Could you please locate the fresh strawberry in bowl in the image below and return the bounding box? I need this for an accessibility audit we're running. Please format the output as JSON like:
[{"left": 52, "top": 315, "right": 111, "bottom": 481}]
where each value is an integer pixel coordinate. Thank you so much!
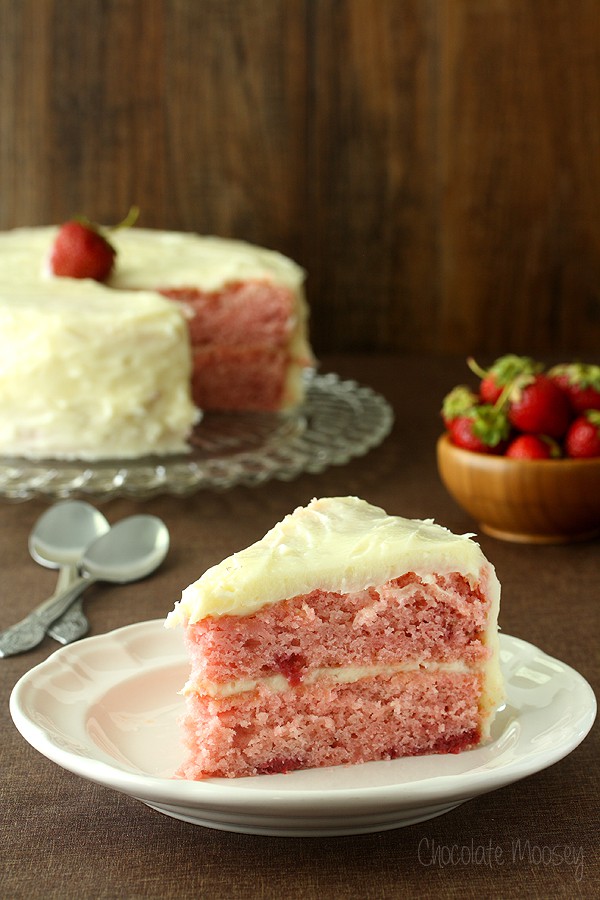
[
  {"left": 549, "top": 363, "right": 600, "bottom": 414},
  {"left": 467, "top": 354, "right": 541, "bottom": 404},
  {"left": 505, "top": 434, "right": 559, "bottom": 460},
  {"left": 441, "top": 385, "right": 478, "bottom": 428},
  {"left": 445, "top": 404, "right": 510, "bottom": 455},
  {"left": 437, "top": 354, "right": 600, "bottom": 543},
  {"left": 506, "top": 373, "right": 572, "bottom": 439},
  {"left": 565, "top": 411, "right": 600, "bottom": 459}
]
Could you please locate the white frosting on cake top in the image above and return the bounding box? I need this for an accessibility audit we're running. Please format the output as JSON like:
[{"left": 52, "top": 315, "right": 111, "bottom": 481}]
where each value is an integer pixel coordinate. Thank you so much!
[
  {"left": 166, "top": 496, "right": 499, "bottom": 624},
  {"left": 110, "top": 229, "right": 305, "bottom": 292},
  {"left": 0, "top": 226, "right": 305, "bottom": 294}
]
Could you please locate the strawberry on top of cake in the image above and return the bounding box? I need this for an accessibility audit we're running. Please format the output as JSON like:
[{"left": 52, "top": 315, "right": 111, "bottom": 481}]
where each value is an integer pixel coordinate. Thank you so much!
[{"left": 167, "top": 496, "right": 504, "bottom": 779}]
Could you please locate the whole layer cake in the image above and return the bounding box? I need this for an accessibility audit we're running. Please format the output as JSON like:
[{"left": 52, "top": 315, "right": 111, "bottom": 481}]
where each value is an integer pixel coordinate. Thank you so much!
[
  {"left": 166, "top": 496, "right": 504, "bottom": 779},
  {"left": 0, "top": 226, "right": 312, "bottom": 459}
]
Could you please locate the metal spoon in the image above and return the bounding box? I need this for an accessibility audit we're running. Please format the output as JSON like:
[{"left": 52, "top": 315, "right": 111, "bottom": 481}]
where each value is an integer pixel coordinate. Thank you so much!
[
  {"left": 0, "top": 515, "right": 169, "bottom": 658},
  {"left": 28, "top": 501, "right": 111, "bottom": 644}
]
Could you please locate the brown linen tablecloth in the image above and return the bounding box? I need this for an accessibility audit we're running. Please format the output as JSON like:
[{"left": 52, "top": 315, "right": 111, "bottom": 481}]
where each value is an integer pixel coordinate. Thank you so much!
[{"left": 1, "top": 354, "right": 597, "bottom": 900}]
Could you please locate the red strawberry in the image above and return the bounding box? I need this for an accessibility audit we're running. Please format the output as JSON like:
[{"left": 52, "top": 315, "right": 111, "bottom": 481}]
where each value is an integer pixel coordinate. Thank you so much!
[
  {"left": 441, "top": 385, "right": 478, "bottom": 427},
  {"left": 549, "top": 363, "right": 600, "bottom": 414},
  {"left": 565, "top": 411, "right": 600, "bottom": 459},
  {"left": 507, "top": 374, "right": 572, "bottom": 438},
  {"left": 505, "top": 434, "right": 559, "bottom": 460},
  {"left": 468, "top": 355, "right": 542, "bottom": 404},
  {"left": 49, "top": 219, "right": 116, "bottom": 281},
  {"left": 448, "top": 404, "right": 510, "bottom": 453},
  {"left": 48, "top": 208, "right": 138, "bottom": 282}
]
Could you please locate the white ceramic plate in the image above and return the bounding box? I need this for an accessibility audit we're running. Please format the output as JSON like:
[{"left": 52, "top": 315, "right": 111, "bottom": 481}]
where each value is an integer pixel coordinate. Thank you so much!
[{"left": 10, "top": 622, "right": 596, "bottom": 837}]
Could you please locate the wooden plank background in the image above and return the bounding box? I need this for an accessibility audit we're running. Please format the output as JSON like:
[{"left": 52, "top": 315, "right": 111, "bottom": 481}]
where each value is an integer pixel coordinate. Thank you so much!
[{"left": 1, "top": 0, "right": 599, "bottom": 358}]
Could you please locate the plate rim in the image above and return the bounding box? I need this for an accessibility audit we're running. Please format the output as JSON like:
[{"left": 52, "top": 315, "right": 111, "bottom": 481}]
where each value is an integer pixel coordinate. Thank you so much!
[{"left": 9, "top": 621, "right": 597, "bottom": 818}]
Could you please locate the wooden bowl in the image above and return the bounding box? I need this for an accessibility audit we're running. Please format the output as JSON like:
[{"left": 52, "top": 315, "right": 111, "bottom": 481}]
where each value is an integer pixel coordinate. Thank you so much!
[{"left": 436, "top": 434, "right": 600, "bottom": 544}]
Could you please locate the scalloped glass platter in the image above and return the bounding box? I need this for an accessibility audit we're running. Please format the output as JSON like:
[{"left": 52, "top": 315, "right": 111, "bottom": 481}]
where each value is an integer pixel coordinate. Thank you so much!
[
  {"left": 0, "top": 373, "right": 393, "bottom": 500},
  {"left": 10, "top": 625, "right": 596, "bottom": 836}
]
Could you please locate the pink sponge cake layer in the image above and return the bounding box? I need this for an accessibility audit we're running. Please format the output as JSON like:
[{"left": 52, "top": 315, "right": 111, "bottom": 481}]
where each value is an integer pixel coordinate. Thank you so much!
[
  {"left": 178, "top": 671, "right": 483, "bottom": 779},
  {"left": 190, "top": 344, "right": 291, "bottom": 412},
  {"left": 183, "top": 573, "right": 494, "bottom": 685},
  {"left": 159, "top": 280, "right": 311, "bottom": 411},
  {"left": 166, "top": 497, "right": 504, "bottom": 780},
  {"left": 159, "top": 281, "right": 294, "bottom": 345}
]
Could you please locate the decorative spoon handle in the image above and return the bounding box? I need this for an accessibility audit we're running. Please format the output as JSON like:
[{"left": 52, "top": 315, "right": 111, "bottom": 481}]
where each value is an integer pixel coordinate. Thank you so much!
[
  {"left": 0, "top": 577, "right": 91, "bottom": 658},
  {"left": 47, "top": 565, "right": 90, "bottom": 645},
  {"left": 47, "top": 601, "right": 89, "bottom": 645}
]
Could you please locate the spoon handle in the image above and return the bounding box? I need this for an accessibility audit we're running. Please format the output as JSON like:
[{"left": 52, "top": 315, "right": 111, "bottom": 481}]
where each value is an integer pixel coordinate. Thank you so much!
[
  {"left": 47, "top": 565, "right": 90, "bottom": 645},
  {"left": 47, "top": 600, "right": 89, "bottom": 645},
  {"left": 0, "top": 577, "right": 92, "bottom": 658},
  {"left": 55, "top": 564, "right": 78, "bottom": 594}
]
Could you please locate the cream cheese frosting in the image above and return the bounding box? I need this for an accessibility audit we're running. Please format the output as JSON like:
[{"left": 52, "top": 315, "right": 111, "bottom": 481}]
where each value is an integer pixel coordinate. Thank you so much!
[
  {"left": 166, "top": 496, "right": 500, "bottom": 624},
  {"left": 0, "top": 279, "right": 198, "bottom": 460},
  {"left": 182, "top": 659, "right": 477, "bottom": 698},
  {"left": 0, "top": 226, "right": 306, "bottom": 292},
  {"left": 108, "top": 228, "right": 306, "bottom": 293}
]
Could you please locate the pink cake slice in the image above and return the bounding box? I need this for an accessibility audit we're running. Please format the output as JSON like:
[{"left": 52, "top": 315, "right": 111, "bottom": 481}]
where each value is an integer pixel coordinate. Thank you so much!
[{"left": 166, "top": 497, "right": 504, "bottom": 779}]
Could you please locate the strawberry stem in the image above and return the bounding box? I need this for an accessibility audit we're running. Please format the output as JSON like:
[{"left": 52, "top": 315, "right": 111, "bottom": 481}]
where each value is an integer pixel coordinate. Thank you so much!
[
  {"left": 111, "top": 206, "right": 140, "bottom": 231},
  {"left": 494, "top": 378, "right": 515, "bottom": 411},
  {"left": 70, "top": 207, "right": 139, "bottom": 236},
  {"left": 467, "top": 357, "right": 488, "bottom": 380}
]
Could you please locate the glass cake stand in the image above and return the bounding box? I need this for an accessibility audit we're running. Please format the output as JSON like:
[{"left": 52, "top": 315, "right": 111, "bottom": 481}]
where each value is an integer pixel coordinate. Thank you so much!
[{"left": 0, "top": 373, "right": 394, "bottom": 500}]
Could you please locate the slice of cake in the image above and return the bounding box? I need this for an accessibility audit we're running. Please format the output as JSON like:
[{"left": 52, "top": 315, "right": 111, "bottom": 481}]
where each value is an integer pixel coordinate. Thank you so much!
[{"left": 166, "top": 496, "right": 503, "bottom": 779}]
